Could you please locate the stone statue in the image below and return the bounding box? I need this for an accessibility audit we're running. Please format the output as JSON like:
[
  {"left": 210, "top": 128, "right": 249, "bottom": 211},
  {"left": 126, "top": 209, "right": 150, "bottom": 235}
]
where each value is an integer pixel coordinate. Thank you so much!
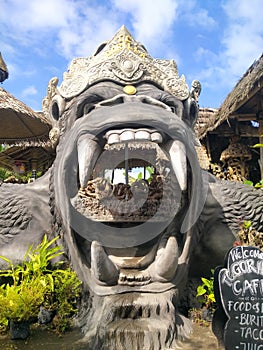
[
  {"left": 0, "top": 26, "right": 262, "bottom": 349},
  {"left": 0, "top": 52, "right": 9, "bottom": 83}
]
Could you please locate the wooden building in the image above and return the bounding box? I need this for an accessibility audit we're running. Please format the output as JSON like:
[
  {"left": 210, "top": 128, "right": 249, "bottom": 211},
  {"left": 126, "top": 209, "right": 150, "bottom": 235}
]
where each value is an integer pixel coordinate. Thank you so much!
[
  {"left": 195, "top": 53, "right": 263, "bottom": 183},
  {"left": 0, "top": 88, "right": 52, "bottom": 179}
]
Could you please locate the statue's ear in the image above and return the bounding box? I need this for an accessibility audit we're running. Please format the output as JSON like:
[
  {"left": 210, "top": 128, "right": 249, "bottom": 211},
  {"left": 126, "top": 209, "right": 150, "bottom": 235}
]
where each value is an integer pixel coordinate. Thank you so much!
[
  {"left": 183, "top": 97, "right": 199, "bottom": 128},
  {"left": 183, "top": 79, "right": 201, "bottom": 128}
]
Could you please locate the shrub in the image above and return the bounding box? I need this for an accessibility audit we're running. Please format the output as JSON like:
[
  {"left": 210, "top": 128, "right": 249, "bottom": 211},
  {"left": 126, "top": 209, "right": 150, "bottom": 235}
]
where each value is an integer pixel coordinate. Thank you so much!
[
  {"left": 0, "top": 235, "right": 82, "bottom": 334},
  {"left": 196, "top": 269, "right": 216, "bottom": 310}
]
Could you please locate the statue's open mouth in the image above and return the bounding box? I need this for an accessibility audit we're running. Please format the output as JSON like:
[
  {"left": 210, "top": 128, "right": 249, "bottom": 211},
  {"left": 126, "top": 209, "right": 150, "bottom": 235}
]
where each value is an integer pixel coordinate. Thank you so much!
[{"left": 55, "top": 99, "right": 200, "bottom": 296}]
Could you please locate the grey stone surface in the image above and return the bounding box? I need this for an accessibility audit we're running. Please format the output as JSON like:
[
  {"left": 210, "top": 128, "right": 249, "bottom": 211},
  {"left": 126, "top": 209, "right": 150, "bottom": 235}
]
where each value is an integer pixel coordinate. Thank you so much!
[{"left": 1, "top": 27, "right": 262, "bottom": 349}]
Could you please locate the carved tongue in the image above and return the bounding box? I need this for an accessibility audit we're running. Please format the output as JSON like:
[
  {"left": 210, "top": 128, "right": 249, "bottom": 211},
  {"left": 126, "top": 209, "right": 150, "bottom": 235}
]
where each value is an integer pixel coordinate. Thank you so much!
[
  {"left": 91, "top": 241, "right": 119, "bottom": 285},
  {"left": 167, "top": 140, "right": 187, "bottom": 191},
  {"left": 77, "top": 135, "right": 101, "bottom": 188},
  {"left": 148, "top": 236, "right": 179, "bottom": 282}
]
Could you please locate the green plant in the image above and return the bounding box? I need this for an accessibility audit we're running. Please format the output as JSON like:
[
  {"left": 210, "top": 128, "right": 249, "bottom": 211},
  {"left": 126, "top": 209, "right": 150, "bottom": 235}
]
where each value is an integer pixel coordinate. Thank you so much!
[
  {"left": 0, "top": 167, "right": 13, "bottom": 180},
  {"left": 243, "top": 180, "right": 254, "bottom": 186},
  {"left": 0, "top": 311, "right": 8, "bottom": 334},
  {"left": 127, "top": 166, "right": 155, "bottom": 184},
  {"left": 254, "top": 179, "right": 263, "bottom": 188},
  {"left": 0, "top": 163, "right": 42, "bottom": 182},
  {"left": 196, "top": 269, "right": 216, "bottom": 310},
  {"left": 244, "top": 179, "right": 263, "bottom": 189},
  {"left": 251, "top": 143, "right": 263, "bottom": 148},
  {"left": 23, "top": 234, "right": 64, "bottom": 276},
  {"left": 237, "top": 220, "right": 263, "bottom": 250},
  {"left": 242, "top": 220, "right": 252, "bottom": 229},
  {"left": 0, "top": 235, "right": 82, "bottom": 333},
  {"left": 0, "top": 235, "right": 63, "bottom": 290},
  {"left": 0, "top": 236, "right": 61, "bottom": 325},
  {"left": 0, "top": 277, "right": 46, "bottom": 322},
  {"left": 50, "top": 267, "right": 81, "bottom": 332},
  {"left": 0, "top": 144, "right": 9, "bottom": 152}
]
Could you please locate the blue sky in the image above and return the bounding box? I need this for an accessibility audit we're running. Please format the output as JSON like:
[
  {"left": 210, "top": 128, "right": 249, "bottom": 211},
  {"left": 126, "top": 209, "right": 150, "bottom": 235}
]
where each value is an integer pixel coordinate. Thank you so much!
[{"left": 0, "top": 0, "right": 262, "bottom": 111}]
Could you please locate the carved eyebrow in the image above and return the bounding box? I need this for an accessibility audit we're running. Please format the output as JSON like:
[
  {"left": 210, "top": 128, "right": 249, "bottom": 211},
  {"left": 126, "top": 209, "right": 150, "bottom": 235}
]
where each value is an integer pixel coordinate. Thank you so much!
[
  {"left": 138, "top": 88, "right": 184, "bottom": 118},
  {"left": 136, "top": 85, "right": 183, "bottom": 105},
  {"left": 75, "top": 83, "right": 124, "bottom": 118}
]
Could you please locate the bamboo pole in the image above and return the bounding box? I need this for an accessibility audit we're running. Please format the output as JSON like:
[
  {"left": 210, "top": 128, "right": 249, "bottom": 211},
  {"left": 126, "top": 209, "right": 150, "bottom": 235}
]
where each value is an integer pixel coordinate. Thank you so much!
[{"left": 125, "top": 143, "right": 129, "bottom": 185}]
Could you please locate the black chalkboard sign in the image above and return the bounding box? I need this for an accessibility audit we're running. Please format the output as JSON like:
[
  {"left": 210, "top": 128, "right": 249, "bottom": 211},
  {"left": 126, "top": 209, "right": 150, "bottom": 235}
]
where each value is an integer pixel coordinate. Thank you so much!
[{"left": 216, "top": 246, "right": 263, "bottom": 350}]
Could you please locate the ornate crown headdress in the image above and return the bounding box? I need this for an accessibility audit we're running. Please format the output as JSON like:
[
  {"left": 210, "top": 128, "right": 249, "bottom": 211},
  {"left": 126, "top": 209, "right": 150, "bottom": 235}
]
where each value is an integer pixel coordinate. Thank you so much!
[
  {"left": 56, "top": 26, "right": 190, "bottom": 101},
  {"left": 42, "top": 25, "right": 195, "bottom": 125}
]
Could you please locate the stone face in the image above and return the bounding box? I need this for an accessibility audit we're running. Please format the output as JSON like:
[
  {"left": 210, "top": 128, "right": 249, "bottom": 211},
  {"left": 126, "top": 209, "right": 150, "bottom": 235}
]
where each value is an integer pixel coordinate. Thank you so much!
[{"left": 1, "top": 27, "right": 263, "bottom": 349}]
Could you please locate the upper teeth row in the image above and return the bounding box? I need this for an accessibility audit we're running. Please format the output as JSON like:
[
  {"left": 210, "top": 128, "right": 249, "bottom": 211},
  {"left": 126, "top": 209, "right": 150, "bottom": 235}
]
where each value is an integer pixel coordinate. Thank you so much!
[
  {"left": 77, "top": 131, "right": 186, "bottom": 191},
  {"left": 105, "top": 128, "right": 163, "bottom": 145}
]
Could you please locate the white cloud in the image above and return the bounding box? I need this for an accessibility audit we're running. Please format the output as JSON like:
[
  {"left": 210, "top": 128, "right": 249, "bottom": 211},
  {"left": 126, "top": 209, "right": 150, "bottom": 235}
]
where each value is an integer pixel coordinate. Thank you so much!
[
  {"left": 190, "top": 8, "right": 216, "bottom": 27},
  {"left": 176, "top": 0, "right": 216, "bottom": 28},
  {"left": 57, "top": 29, "right": 82, "bottom": 58},
  {"left": 21, "top": 85, "right": 38, "bottom": 98},
  {"left": 112, "top": 0, "right": 179, "bottom": 52},
  {"left": 0, "top": 0, "right": 118, "bottom": 58},
  {"left": 195, "top": 47, "right": 217, "bottom": 63},
  {"left": 56, "top": 7, "right": 120, "bottom": 58},
  {"left": 191, "top": 0, "right": 263, "bottom": 106},
  {"left": 222, "top": 0, "right": 263, "bottom": 77},
  {"left": 0, "top": 0, "right": 78, "bottom": 32}
]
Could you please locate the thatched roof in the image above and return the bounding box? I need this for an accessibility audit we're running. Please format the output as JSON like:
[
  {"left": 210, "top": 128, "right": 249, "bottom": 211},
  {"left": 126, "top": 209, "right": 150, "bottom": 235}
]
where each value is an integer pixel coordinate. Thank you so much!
[
  {"left": 196, "top": 53, "right": 263, "bottom": 139},
  {"left": 195, "top": 107, "right": 218, "bottom": 139},
  {"left": 0, "top": 145, "right": 55, "bottom": 172},
  {"left": 0, "top": 88, "right": 51, "bottom": 146},
  {"left": 217, "top": 53, "right": 263, "bottom": 120}
]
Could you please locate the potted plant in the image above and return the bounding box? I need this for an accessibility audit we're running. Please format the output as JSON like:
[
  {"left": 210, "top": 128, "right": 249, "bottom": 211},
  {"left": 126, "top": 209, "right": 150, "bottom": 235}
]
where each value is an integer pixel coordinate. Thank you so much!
[
  {"left": 0, "top": 234, "right": 82, "bottom": 338},
  {"left": 0, "top": 276, "right": 46, "bottom": 339},
  {"left": 0, "top": 235, "right": 63, "bottom": 339}
]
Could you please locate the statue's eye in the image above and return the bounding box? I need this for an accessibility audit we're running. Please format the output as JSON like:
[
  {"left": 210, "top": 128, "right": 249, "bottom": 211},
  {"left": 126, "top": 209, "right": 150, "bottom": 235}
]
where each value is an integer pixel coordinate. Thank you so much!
[
  {"left": 83, "top": 103, "right": 96, "bottom": 114},
  {"left": 77, "top": 94, "right": 105, "bottom": 118},
  {"left": 170, "top": 106, "right": 176, "bottom": 114},
  {"left": 160, "top": 97, "right": 183, "bottom": 119}
]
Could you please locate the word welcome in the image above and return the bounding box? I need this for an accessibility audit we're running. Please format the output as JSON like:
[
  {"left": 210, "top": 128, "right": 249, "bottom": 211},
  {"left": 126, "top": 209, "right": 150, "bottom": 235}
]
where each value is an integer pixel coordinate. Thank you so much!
[{"left": 217, "top": 246, "right": 263, "bottom": 350}]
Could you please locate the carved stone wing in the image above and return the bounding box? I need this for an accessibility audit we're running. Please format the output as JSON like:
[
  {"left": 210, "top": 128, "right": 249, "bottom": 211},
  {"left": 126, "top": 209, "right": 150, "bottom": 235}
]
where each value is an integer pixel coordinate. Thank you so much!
[
  {"left": 210, "top": 180, "right": 263, "bottom": 234},
  {"left": 0, "top": 184, "right": 32, "bottom": 245}
]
